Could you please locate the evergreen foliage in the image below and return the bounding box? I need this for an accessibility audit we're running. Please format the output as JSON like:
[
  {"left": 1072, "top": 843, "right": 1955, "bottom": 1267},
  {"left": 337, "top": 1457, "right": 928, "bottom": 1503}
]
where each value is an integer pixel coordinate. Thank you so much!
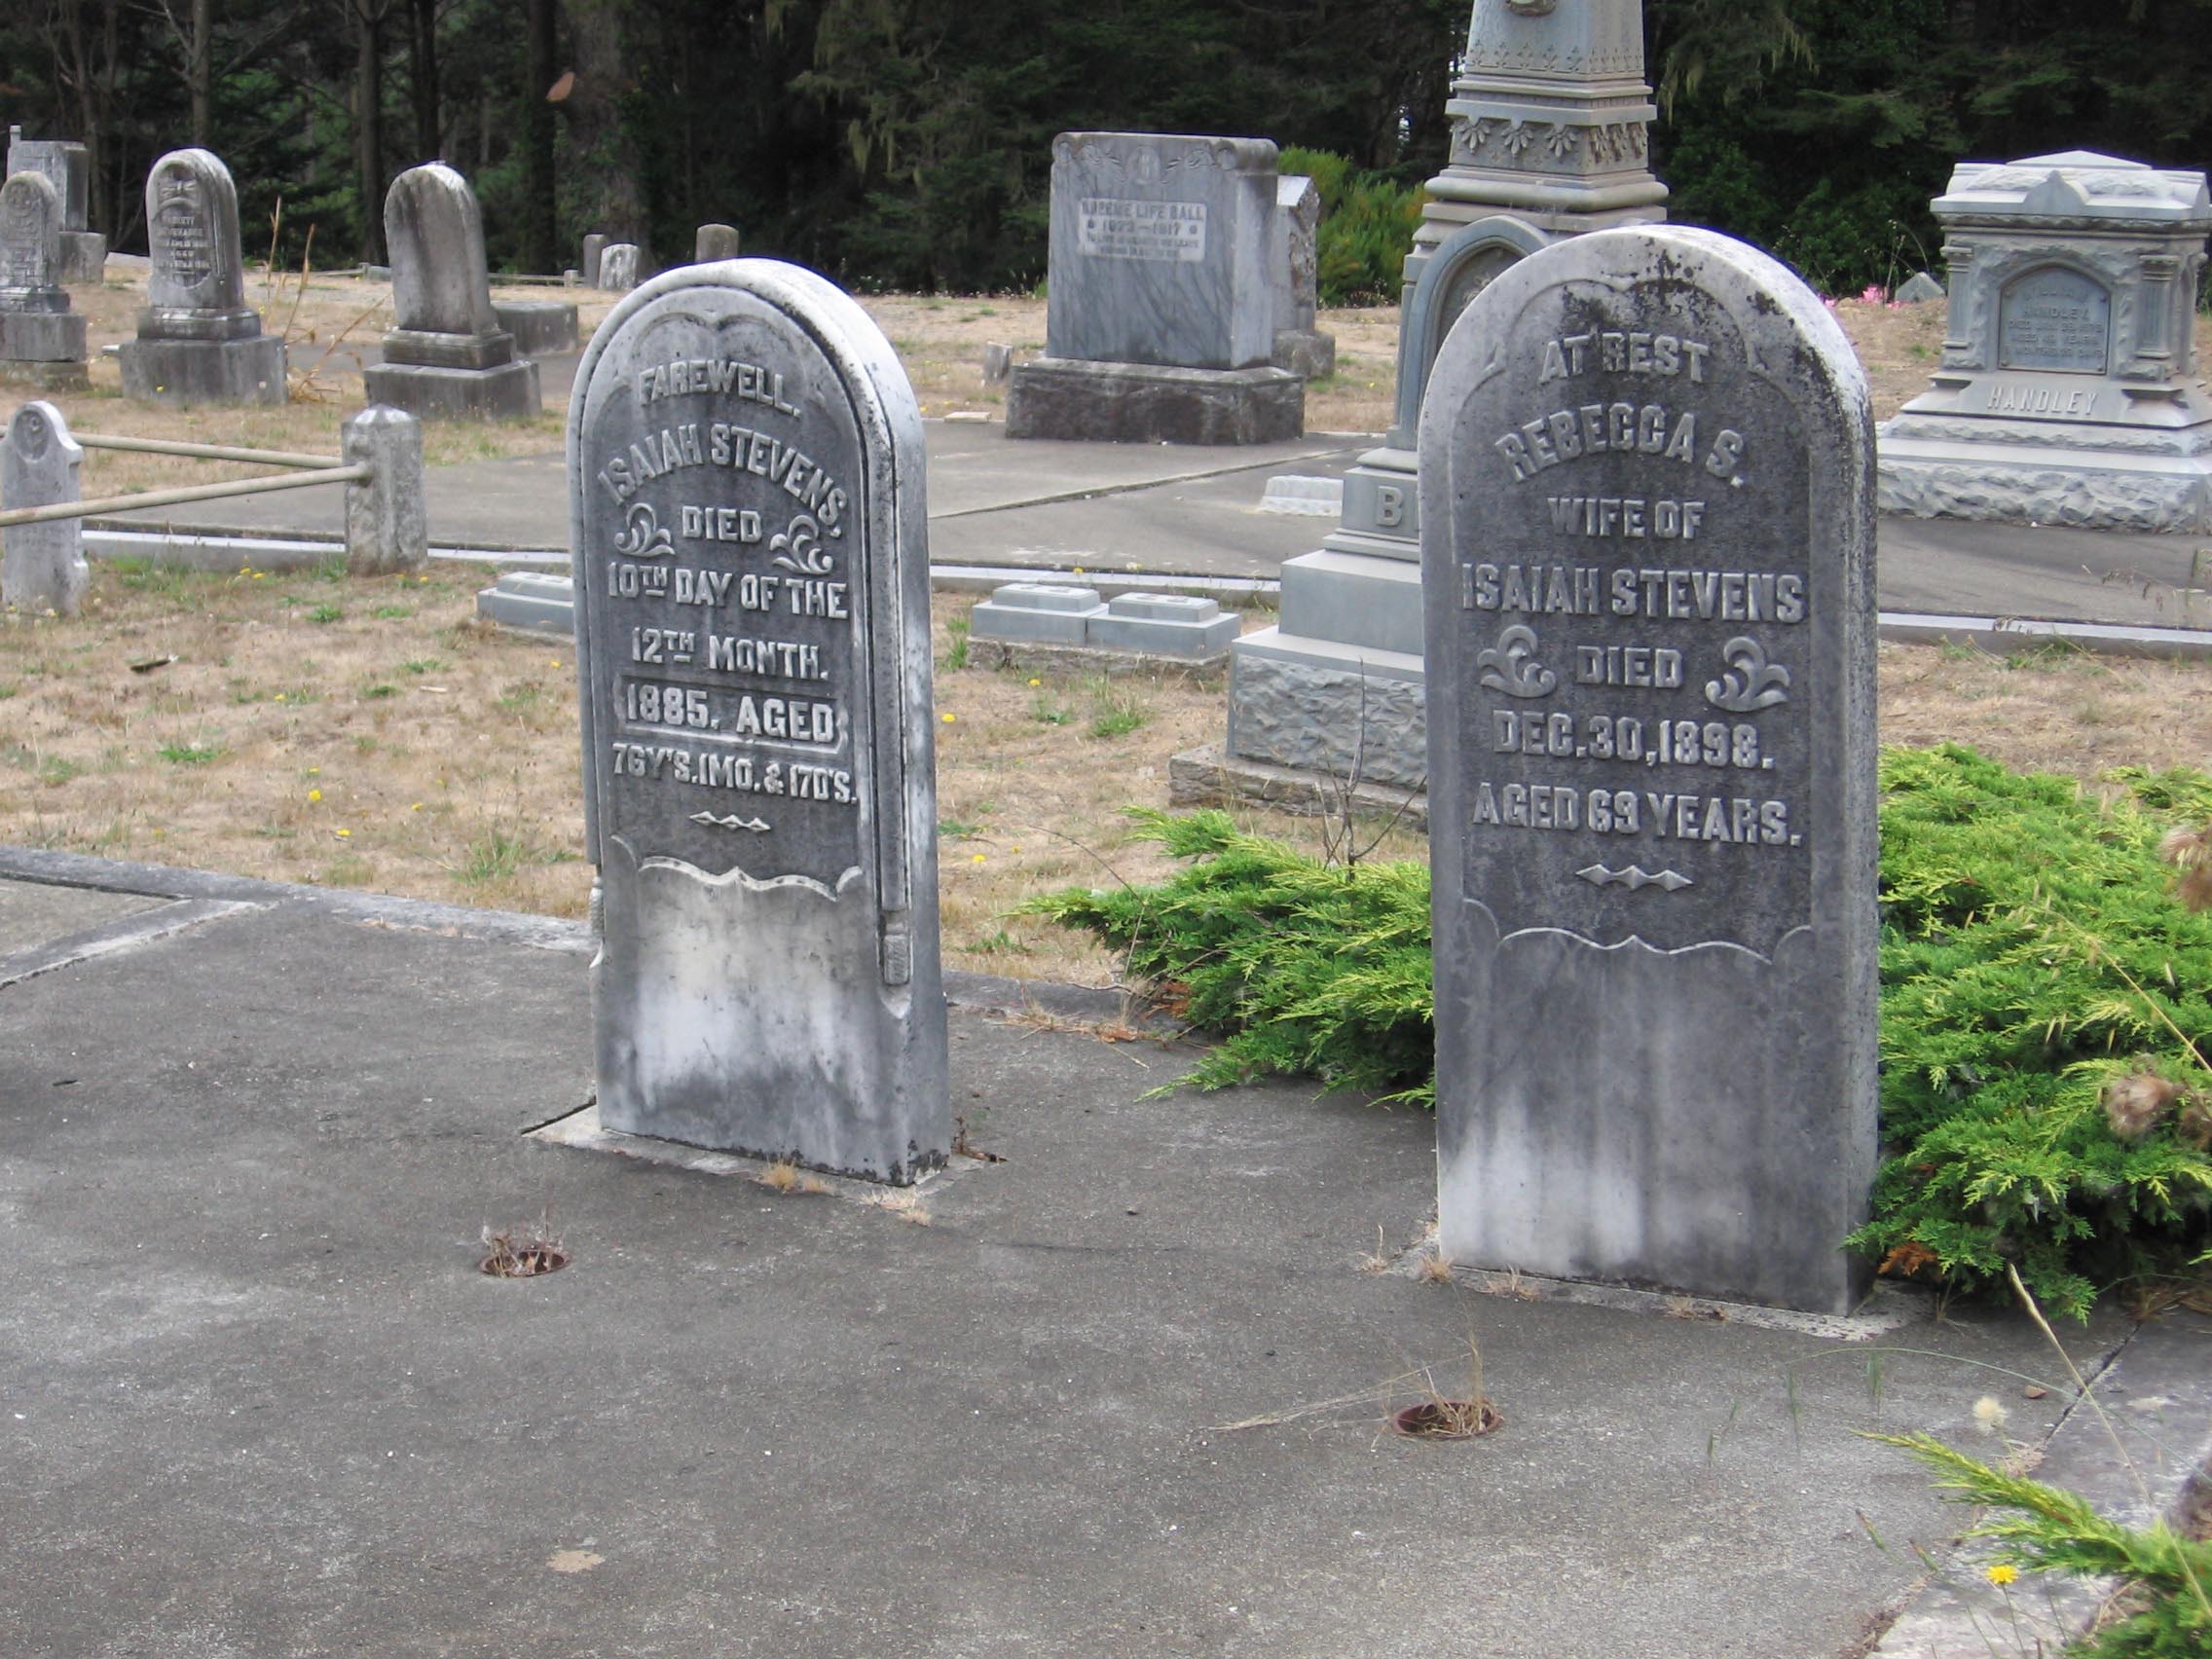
[
  {"left": 1029, "top": 750, "right": 2212, "bottom": 1316},
  {"left": 1871, "top": 1431, "right": 2212, "bottom": 1656},
  {"left": 1278, "top": 147, "right": 1428, "bottom": 307}
]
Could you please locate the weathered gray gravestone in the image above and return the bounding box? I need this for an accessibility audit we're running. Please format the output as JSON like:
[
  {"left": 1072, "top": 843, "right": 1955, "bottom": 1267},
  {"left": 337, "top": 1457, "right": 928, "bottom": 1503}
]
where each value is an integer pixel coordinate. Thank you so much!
[
  {"left": 342, "top": 405, "right": 429, "bottom": 574},
  {"left": 694, "top": 223, "right": 741, "bottom": 263},
  {"left": 493, "top": 298, "right": 579, "bottom": 354},
  {"left": 1270, "top": 175, "right": 1335, "bottom": 379},
  {"left": 364, "top": 163, "right": 541, "bottom": 420},
  {"left": 598, "top": 242, "right": 641, "bottom": 291},
  {"left": 1006, "top": 131, "right": 1304, "bottom": 444},
  {"left": 1420, "top": 225, "right": 1878, "bottom": 1313},
  {"left": 117, "top": 148, "right": 286, "bottom": 406},
  {"left": 2, "top": 400, "right": 90, "bottom": 615},
  {"left": 1880, "top": 151, "right": 2212, "bottom": 531},
  {"left": 582, "top": 232, "right": 608, "bottom": 289},
  {"left": 5, "top": 128, "right": 105, "bottom": 282},
  {"left": 571, "top": 258, "right": 947, "bottom": 1179},
  {"left": 1, "top": 171, "right": 90, "bottom": 390}
]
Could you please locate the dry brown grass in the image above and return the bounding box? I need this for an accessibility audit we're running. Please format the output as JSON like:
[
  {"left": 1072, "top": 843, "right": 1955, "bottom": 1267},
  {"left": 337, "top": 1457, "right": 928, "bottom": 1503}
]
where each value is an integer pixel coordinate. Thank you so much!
[{"left": 2, "top": 561, "right": 2207, "bottom": 985}]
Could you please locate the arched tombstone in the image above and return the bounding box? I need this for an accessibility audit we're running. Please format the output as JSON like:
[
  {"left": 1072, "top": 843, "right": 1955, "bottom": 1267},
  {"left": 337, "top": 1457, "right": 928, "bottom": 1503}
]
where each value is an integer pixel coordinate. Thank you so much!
[
  {"left": 2, "top": 400, "right": 90, "bottom": 616},
  {"left": 0, "top": 171, "right": 89, "bottom": 389},
  {"left": 364, "top": 163, "right": 541, "bottom": 419},
  {"left": 119, "top": 148, "right": 285, "bottom": 405},
  {"left": 1420, "top": 225, "right": 1878, "bottom": 1314},
  {"left": 570, "top": 258, "right": 947, "bottom": 1180}
]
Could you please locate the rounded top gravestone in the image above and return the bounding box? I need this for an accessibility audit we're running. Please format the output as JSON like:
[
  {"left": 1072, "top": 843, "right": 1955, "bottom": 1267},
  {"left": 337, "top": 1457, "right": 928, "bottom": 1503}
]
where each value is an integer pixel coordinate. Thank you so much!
[
  {"left": 385, "top": 163, "right": 499, "bottom": 340},
  {"left": 0, "top": 170, "right": 65, "bottom": 309},
  {"left": 2, "top": 399, "right": 90, "bottom": 616},
  {"left": 567, "top": 256, "right": 946, "bottom": 1181},
  {"left": 144, "top": 149, "right": 248, "bottom": 317},
  {"left": 1419, "top": 224, "right": 1878, "bottom": 1314}
]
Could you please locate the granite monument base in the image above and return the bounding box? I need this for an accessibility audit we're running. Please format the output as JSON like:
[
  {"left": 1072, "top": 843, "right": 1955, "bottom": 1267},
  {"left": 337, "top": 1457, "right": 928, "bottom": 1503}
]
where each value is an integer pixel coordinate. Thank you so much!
[
  {"left": 1879, "top": 413, "right": 2212, "bottom": 534},
  {"left": 1168, "top": 740, "right": 1430, "bottom": 827},
  {"left": 492, "top": 299, "right": 579, "bottom": 355},
  {"left": 0, "top": 311, "right": 87, "bottom": 363},
  {"left": 1225, "top": 628, "right": 1427, "bottom": 790},
  {"left": 58, "top": 232, "right": 106, "bottom": 284},
  {"left": 0, "top": 358, "right": 90, "bottom": 390},
  {"left": 119, "top": 333, "right": 286, "bottom": 405},
  {"left": 364, "top": 356, "right": 541, "bottom": 421},
  {"left": 1005, "top": 356, "right": 1303, "bottom": 445},
  {"left": 1272, "top": 329, "right": 1336, "bottom": 381}
]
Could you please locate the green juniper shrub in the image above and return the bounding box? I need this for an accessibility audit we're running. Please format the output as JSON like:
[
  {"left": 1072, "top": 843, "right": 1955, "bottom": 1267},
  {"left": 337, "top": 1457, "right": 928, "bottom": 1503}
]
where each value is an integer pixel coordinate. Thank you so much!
[{"left": 1030, "top": 749, "right": 2212, "bottom": 1317}]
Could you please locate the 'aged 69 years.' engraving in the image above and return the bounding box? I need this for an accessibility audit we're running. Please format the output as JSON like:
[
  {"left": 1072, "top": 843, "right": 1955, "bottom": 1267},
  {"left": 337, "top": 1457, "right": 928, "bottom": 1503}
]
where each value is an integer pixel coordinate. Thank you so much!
[
  {"left": 1421, "top": 226, "right": 1879, "bottom": 1315},
  {"left": 571, "top": 258, "right": 947, "bottom": 1183}
]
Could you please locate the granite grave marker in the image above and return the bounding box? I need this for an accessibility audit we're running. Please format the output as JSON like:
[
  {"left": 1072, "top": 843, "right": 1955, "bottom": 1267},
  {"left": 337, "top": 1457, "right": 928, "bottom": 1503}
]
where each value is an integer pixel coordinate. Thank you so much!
[
  {"left": 0, "top": 171, "right": 89, "bottom": 389},
  {"left": 118, "top": 148, "right": 285, "bottom": 406},
  {"left": 2, "top": 400, "right": 90, "bottom": 615},
  {"left": 1879, "top": 151, "right": 2212, "bottom": 531},
  {"left": 1420, "top": 225, "right": 1877, "bottom": 1314},
  {"left": 598, "top": 242, "right": 642, "bottom": 292},
  {"left": 582, "top": 232, "right": 608, "bottom": 288},
  {"left": 5, "top": 128, "right": 104, "bottom": 282},
  {"left": 571, "top": 258, "right": 947, "bottom": 1180},
  {"left": 364, "top": 163, "right": 541, "bottom": 420},
  {"left": 694, "top": 223, "right": 741, "bottom": 263},
  {"left": 1006, "top": 131, "right": 1304, "bottom": 444}
]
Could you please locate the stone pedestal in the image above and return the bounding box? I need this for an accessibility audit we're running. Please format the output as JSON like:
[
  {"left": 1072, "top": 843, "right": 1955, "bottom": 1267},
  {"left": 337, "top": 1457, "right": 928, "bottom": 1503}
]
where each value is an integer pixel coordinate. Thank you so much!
[
  {"left": 1880, "top": 151, "right": 2212, "bottom": 533},
  {"left": 121, "top": 334, "right": 285, "bottom": 404},
  {"left": 1005, "top": 357, "right": 1302, "bottom": 445},
  {"left": 366, "top": 355, "right": 540, "bottom": 420}
]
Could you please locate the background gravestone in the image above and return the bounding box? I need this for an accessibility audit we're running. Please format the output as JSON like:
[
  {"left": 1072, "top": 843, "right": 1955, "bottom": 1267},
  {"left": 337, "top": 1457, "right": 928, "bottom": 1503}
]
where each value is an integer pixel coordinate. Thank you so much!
[
  {"left": 117, "top": 148, "right": 285, "bottom": 406},
  {"left": 0, "top": 170, "right": 89, "bottom": 390},
  {"left": 581, "top": 232, "right": 608, "bottom": 288},
  {"left": 1420, "top": 225, "right": 1878, "bottom": 1314},
  {"left": 5, "top": 128, "right": 104, "bottom": 282},
  {"left": 1879, "top": 151, "right": 2212, "bottom": 532},
  {"left": 570, "top": 258, "right": 947, "bottom": 1180},
  {"left": 694, "top": 223, "right": 741, "bottom": 263},
  {"left": 1, "top": 400, "right": 90, "bottom": 615},
  {"left": 1270, "top": 175, "right": 1334, "bottom": 379},
  {"left": 364, "top": 163, "right": 541, "bottom": 421},
  {"left": 1005, "top": 131, "right": 1304, "bottom": 444},
  {"left": 598, "top": 242, "right": 642, "bottom": 291}
]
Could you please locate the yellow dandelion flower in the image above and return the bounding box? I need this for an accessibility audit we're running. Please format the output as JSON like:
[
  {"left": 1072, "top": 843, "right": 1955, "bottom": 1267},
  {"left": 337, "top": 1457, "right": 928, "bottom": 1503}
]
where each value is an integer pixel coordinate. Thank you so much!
[
  {"left": 941, "top": 713, "right": 956, "bottom": 723},
  {"left": 970, "top": 853, "right": 985, "bottom": 865},
  {"left": 1027, "top": 678, "right": 1041, "bottom": 687},
  {"left": 1986, "top": 1564, "right": 2017, "bottom": 1587},
  {"left": 410, "top": 802, "right": 423, "bottom": 811},
  {"left": 251, "top": 571, "right": 267, "bottom": 580},
  {"left": 307, "top": 767, "right": 319, "bottom": 775},
  {"left": 274, "top": 693, "right": 286, "bottom": 702},
  {"left": 307, "top": 789, "right": 322, "bottom": 802},
  {"left": 335, "top": 828, "right": 351, "bottom": 839}
]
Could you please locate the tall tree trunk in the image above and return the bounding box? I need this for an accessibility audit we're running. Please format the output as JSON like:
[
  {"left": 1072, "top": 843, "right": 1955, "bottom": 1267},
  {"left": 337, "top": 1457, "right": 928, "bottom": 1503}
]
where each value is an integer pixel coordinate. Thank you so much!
[
  {"left": 522, "top": 0, "right": 557, "bottom": 272},
  {"left": 558, "top": 0, "right": 649, "bottom": 252},
  {"left": 409, "top": 0, "right": 440, "bottom": 160},
  {"left": 353, "top": 0, "right": 387, "bottom": 263},
  {"left": 189, "top": 0, "right": 212, "bottom": 144}
]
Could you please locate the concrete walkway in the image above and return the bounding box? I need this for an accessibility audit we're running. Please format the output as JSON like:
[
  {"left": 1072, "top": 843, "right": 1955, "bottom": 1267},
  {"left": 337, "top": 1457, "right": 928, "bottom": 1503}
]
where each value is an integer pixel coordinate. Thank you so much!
[
  {"left": 87, "top": 418, "right": 2212, "bottom": 629},
  {"left": 6, "top": 849, "right": 2209, "bottom": 1659}
]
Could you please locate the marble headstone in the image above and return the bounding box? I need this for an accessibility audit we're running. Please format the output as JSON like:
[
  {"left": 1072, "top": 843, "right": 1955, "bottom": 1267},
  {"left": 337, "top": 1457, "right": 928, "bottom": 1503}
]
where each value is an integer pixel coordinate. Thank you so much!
[
  {"left": 582, "top": 232, "right": 608, "bottom": 289},
  {"left": 694, "top": 223, "right": 741, "bottom": 263},
  {"left": 364, "top": 163, "right": 541, "bottom": 420},
  {"left": 1, "top": 400, "right": 90, "bottom": 615},
  {"left": 1880, "top": 151, "right": 2212, "bottom": 532},
  {"left": 5, "top": 129, "right": 104, "bottom": 282},
  {"left": 1420, "top": 225, "right": 1877, "bottom": 1314},
  {"left": 1006, "top": 131, "right": 1303, "bottom": 444},
  {"left": 570, "top": 258, "right": 947, "bottom": 1180},
  {"left": 598, "top": 242, "right": 641, "bottom": 291},
  {"left": 0, "top": 171, "right": 89, "bottom": 389},
  {"left": 1270, "top": 175, "right": 1334, "bottom": 379},
  {"left": 118, "top": 148, "right": 285, "bottom": 405}
]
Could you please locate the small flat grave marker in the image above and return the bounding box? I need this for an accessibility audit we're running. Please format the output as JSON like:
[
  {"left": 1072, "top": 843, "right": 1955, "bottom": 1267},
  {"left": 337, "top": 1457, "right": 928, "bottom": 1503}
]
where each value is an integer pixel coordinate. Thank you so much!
[
  {"left": 571, "top": 258, "right": 947, "bottom": 1181},
  {"left": 1420, "top": 225, "right": 1878, "bottom": 1314}
]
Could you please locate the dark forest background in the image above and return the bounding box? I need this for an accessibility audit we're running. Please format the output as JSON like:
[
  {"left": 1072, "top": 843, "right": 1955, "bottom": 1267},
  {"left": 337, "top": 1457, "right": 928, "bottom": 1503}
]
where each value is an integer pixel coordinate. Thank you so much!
[{"left": 4, "top": 0, "right": 2209, "bottom": 297}]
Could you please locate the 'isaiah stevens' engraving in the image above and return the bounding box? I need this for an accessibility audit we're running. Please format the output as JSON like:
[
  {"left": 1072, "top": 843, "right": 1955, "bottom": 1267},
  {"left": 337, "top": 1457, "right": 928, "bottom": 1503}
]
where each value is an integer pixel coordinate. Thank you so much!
[
  {"left": 1421, "top": 225, "right": 1878, "bottom": 1315},
  {"left": 571, "top": 260, "right": 946, "bottom": 1183}
]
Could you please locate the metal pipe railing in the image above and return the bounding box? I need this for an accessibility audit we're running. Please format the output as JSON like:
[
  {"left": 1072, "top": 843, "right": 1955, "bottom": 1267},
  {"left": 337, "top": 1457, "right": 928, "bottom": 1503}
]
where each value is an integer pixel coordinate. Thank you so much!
[
  {"left": 73, "top": 434, "right": 343, "bottom": 469},
  {"left": 0, "top": 464, "right": 370, "bottom": 531}
]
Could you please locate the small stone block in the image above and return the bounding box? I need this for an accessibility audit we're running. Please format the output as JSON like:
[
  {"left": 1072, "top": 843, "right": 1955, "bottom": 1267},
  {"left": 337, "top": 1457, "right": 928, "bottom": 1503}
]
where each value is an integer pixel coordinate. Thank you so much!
[
  {"left": 363, "top": 356, "right": 542, "bottom": 421},
  {"left": 1259, "top": 474, "right": 1343, "bottom": 515},
  {"left": 0, "top": 310, "right": 88, "bottom": 364},
  {"left": 694, "top": 223, "right": 741, "bottom": 263},
  {"left": 476, "top": 571, "right": 576, "bottom": 635},
  {"left": 1088, "top": 593, "right": 1239, "bottom": 655},
  {"left": 969, "top": 582, "right": 1106, "bottom": 644},
  {"left": 980, "top": 343, "right": 1012, "bottom": 384},
  {"left": 492, "top": 299, "right": 579, "bottom": 355}
]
